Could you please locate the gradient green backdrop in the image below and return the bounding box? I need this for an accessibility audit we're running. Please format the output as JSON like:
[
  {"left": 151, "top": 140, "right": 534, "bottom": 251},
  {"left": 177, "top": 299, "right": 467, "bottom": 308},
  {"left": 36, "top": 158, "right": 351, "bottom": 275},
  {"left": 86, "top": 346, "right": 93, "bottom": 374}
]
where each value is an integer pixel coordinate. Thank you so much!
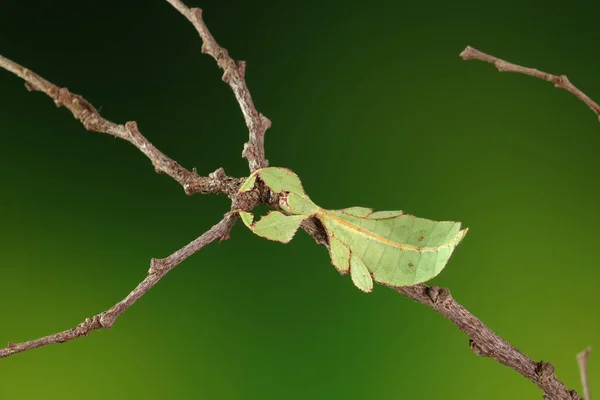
[{"left": 1, "top": 1, "right": 599, "bottom": 399}]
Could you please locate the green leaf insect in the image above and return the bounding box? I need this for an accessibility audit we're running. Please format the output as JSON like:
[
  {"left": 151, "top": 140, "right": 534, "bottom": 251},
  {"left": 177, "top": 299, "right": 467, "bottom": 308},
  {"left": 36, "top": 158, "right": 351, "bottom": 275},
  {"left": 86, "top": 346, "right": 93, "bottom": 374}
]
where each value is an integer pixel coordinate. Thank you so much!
[{"left": 238, "top": 167, "right": 467, "bottom": 293}]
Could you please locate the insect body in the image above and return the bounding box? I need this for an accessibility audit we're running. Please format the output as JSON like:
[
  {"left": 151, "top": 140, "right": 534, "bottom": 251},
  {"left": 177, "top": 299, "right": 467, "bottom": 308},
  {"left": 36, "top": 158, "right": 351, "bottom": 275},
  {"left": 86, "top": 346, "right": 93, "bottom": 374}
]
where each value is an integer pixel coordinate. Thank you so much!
[{"left": 239, "top": 168, "right": 467, "bottom": 292}]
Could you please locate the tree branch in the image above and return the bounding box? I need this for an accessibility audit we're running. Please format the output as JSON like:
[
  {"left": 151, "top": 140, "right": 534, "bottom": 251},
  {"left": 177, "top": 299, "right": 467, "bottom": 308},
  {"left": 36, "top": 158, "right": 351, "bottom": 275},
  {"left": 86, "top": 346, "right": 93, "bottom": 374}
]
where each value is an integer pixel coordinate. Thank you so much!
[
  {"left": 460, "top": 46, "right": 600, "bottom": 121},
  {"left": 0, "top": 55, "right": 241, "bottom": 197},
  {"left": 0, "top": 213, "right": 238, "bottom": 359},
  {"left": 0, "top": 0, "right": 263, "bottom": 360},
  {"left": 577, "top": 347, "right": 592, "bottom": 400},
  {"left": 165, "top": 0, "right": 271, "bottom": 172},
  {"left": 392, "top": 284, "right": 581, "bottom": 400},
  {"left": 457, "top": 46, "right": 600, "bottom": 398},
  {"left": 295, "top": 218, "right": 581, "bottom": 399}
]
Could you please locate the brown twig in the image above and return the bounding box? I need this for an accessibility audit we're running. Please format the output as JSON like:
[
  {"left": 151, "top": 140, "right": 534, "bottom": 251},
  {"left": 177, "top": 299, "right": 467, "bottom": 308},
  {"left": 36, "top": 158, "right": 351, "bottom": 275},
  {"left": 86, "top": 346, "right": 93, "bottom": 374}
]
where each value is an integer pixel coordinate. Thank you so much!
[
  {"left": 577, "top": 347, "right": 593, "bottom": 400},
  {"left": 392, "top": 284, "right": 581, "bottom": 400},
  {"left": 460, "top": 46, "right": 600, "bottom": 120},
  {"left": 165, "top": 0, "right": 271, "bottom": 172},
  {"left": 0, "top": 55, "right": 241, "bottom": 197},
  {"left": 0, "top": 213, "right": 238, "bottom": 359},
  {"left": 299, "top": 218, "right": 583, "bottom": 399},
  {"left": 0, "top": 0, "right": 271, "bottom": 360}
]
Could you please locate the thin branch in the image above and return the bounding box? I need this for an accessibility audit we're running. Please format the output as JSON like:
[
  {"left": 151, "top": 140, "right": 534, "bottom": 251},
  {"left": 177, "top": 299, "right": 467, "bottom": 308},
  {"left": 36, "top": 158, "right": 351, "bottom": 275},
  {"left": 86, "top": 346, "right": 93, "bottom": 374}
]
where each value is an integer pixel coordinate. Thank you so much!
[
  {"left": 459, "top": 46, "right": 599, "bottom": 398},
  {"left": 577, "top": 346, "right": 593, "bottom": 400},
  {"left": 0, "top": 213, "right": 238, "bottom": 359},
  {"left": 391, "top": 284, "right": 581, "bottom": 400},
  {"left": 460, "top": 46, "right": 600, "bottom": 120},
  {"left": 165, "top": 0, "right": 271, "bottom": 172},
  {"left": 300, "top": 221, "right": 581, "bottom": 400},
  {"left": 0, "top": 55, "right": 241, "bottom": 197}
]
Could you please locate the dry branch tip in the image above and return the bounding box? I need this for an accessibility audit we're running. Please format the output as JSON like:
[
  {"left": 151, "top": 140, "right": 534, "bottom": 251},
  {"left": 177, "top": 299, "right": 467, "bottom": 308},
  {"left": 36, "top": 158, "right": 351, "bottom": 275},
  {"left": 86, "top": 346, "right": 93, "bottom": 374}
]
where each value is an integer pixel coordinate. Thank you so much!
[
  {"left": 459, "top": 45, "right": 600, "bottom": 120},
  {"left": 577, "top": 346, "right": 592, "bottom": 400}
]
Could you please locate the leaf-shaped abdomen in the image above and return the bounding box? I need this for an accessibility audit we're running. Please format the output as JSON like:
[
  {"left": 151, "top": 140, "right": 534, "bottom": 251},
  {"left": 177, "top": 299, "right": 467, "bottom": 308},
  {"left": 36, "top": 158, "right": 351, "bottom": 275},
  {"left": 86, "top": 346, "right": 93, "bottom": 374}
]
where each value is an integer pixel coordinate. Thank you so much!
[{"left": 319, "top": 210, "right": 466, "bottom": 287}]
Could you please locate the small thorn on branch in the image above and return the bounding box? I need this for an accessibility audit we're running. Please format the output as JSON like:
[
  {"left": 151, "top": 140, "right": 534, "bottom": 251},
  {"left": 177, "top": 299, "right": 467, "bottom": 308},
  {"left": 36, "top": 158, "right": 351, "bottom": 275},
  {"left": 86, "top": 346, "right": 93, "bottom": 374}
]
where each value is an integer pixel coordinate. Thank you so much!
[
  {"left": 24, "top": 81, "right": 36, "bottom": 91},
  {"left": 469, "top": 339, "right": 489, "bottom": 357},
  {"left": 535, "top": 361, "right": 555, "bottom": 380},
  {"left": 426, "top": 286, "right": 440, "bottom": 303},
  {"left": 148, "top": 258, "right": 164, "bottom": 274},
  {"left": 209, "top": 167, "right": 226, "bottom": 179},
  {"left": 259, "top": 114, "right": 272, "bottom": 131},
  {"left": 99, "top": 312, "right": 116, "bottom": 329},
  {"left": 426, "top": 286, "right": 451, "bottom": 304}
]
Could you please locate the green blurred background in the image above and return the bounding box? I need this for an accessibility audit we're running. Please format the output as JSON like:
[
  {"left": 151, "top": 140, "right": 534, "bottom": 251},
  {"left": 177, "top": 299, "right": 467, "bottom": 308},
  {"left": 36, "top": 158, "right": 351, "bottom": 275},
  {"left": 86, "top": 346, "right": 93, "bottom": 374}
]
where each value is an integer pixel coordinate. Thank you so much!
[{"left": 1, "top": 0, "right": 599, "bottom": 399}]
